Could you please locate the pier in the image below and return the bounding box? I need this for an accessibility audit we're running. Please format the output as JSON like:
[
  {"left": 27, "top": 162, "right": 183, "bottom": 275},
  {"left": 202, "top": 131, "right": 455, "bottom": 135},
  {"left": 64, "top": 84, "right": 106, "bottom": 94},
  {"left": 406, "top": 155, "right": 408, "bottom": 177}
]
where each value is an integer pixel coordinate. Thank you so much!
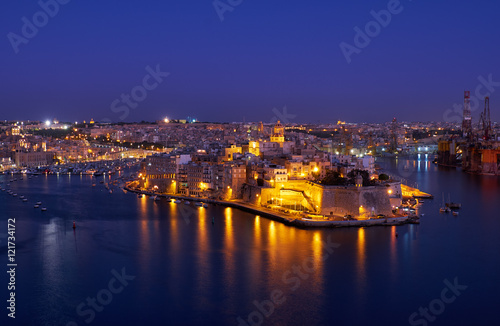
[{"left": 124, "top": 182, "right": 419, "bottom": 229}]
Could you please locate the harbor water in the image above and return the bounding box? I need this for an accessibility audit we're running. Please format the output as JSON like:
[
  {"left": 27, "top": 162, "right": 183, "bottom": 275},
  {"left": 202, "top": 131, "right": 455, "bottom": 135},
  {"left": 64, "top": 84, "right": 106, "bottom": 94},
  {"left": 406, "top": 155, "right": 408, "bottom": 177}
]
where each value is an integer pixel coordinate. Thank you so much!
[{"left": 1, "top": 156, "right": 499, "bottom": 326}]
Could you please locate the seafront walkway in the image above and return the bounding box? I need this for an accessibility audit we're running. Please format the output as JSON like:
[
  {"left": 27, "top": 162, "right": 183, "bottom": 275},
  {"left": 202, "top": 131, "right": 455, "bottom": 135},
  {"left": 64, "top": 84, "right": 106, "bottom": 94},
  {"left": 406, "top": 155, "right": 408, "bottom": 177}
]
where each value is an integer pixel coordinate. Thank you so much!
[{"left": 124, "top": 182, "right": 418, "bottom": 228}]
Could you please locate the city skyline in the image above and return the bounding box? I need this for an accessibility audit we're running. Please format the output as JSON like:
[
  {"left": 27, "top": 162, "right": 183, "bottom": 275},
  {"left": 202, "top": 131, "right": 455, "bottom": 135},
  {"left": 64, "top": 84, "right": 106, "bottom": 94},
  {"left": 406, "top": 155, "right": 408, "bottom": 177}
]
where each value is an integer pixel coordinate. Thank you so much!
[{"left": 2, "top": 0, "right": 500, "bottom": 123}]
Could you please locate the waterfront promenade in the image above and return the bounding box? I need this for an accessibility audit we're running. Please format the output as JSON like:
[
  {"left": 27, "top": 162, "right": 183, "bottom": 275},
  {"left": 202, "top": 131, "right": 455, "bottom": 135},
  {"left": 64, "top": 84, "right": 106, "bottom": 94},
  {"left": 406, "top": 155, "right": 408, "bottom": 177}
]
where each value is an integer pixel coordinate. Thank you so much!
[{"left": 124, "top": 182, "right": 418, "bottom": 229}]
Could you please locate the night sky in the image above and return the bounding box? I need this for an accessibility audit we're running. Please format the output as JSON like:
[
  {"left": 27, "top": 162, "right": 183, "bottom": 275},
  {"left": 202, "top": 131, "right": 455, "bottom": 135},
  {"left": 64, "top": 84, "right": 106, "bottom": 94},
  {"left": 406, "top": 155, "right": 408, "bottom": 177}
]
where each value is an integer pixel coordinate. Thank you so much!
[{"left": 1, "top": 0, "right": 500, "bottom": 123}]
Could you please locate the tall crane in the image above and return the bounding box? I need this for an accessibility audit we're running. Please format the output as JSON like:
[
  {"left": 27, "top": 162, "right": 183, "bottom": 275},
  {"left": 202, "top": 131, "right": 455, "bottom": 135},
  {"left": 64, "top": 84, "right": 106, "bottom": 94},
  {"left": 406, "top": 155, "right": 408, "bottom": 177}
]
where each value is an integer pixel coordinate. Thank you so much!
[
  {"left": 479, "top": 97, "right": 492, "bottom": 141},
  {"left": 462, "top": 91, "right": 473, "bottom": 141}
]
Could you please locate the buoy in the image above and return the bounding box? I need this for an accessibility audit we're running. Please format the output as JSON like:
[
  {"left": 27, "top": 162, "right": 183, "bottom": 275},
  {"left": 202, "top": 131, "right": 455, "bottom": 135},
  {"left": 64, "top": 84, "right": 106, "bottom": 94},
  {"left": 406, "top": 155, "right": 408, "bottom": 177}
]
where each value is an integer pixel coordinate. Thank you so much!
[{"left": 73, "top": 221, "right": 76, "bottom": 229}]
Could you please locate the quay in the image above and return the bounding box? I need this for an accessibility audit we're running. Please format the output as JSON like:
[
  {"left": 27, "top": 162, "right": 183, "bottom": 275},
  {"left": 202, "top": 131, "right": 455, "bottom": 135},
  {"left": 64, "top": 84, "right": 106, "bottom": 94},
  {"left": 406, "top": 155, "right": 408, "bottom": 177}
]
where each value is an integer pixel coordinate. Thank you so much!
[{"left": 124, "top": 182, "right": 419, "bottom": 229}]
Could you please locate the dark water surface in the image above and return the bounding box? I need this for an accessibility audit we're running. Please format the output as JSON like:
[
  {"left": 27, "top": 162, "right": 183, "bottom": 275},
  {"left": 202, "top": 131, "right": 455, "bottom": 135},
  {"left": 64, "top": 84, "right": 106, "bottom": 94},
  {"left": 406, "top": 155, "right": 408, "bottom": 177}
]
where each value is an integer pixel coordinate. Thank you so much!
[{"left": 1, "top": 157, "right": 499, "bottom": 326}]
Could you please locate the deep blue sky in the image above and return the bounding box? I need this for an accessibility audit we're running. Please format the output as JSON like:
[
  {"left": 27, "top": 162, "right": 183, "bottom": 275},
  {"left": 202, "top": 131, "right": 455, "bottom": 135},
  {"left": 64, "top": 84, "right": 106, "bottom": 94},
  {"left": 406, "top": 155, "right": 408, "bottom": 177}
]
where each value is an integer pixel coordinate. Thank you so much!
[{"left": 1, "top": 0, "right": 500, "bottom": 123}]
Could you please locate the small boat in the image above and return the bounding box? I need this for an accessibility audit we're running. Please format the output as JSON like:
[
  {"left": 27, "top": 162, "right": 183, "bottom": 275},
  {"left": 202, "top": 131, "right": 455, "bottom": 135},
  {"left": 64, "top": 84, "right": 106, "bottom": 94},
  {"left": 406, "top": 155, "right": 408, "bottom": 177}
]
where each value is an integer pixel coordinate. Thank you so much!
[
  {"left": 154, "top": 196, "right": 161, "bottom": 201},
  {"left": 22, "top": 198, "right": 27, "bottom": 202},
  {"left": 36, "top": 201, "right": 42, "bottom": 205},
  {"left": 137, "top": 194, "right": 143, "bottom": 198},
  {"left": 41, "top": 207, "right": 47, "bottom": 211},
  {"left": 452, "top": 211, "right": 459, "bottom": 216},
  {"left": 174, "top": 200, "right": 182, "bottom": 204},
  {"left": 439, "top": 193, "right": 449, "bottom": 213},
  {"left": 12, "top": 194, "right": 17, "bottom": 197},
  {"left": 150, "top": 195, "right": 156, "bottom": 200},
  {"left": 446, "top": 202, "right": 462, "bottom": 209},
  {"left": 20, "top": 195, "right": 25, "bottom": 199},
  {"left": 34, "top": 205, "right": 39, "bottom": 208},
  {"left": 184, "top": 201, "right": 191, "bottom": 205},
  {"left": 195, "top": 202, "right": 203, "bottom": 207},
  {"left": 203, "top": 204, "right": 208, "bottom": 208},
  {"left": 445, "top": 193, "right": 461, "bottom": 209}
]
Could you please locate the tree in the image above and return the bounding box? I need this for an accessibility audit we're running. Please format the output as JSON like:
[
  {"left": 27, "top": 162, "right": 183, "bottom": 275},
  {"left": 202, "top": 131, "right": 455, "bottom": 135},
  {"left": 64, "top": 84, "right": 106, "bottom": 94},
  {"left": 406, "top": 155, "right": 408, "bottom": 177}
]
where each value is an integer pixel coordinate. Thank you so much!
[
  {"left": 378, "top": 174, "right": 389, "bottom": 181},
  {"left": 320, "top": 170, "right": 348, "bottom": 186},
  {"left": 347, "top": 169, "right": 376, "bottom": 186}
]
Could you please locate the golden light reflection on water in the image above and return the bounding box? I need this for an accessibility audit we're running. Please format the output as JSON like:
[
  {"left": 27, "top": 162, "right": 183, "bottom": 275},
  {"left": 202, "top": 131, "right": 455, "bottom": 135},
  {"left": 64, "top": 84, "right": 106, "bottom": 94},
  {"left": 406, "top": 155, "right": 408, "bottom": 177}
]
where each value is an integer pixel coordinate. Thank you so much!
[
  {"left": 254, "top": 215, "right": 261, "bottom": 242},
  {"left": 198, "top": 207, "right": 207, "bottom": 250},
  {"left": 223, "top": 208, "right": 236, "bottom": 310},
  {"left": 311, "top": 231, "right": 324, "bottom": 287},
  {"left": 224, "top": 207, "right": 233, "bottom": 250},
  {"left": 138, "top": 219, "right": 151, "bottom": 275},
  {"left": 139, "top": 195, "right": 148, "bottom": 216},
  {"left": 195, "top": 207, "right": 209, "bottom": 311},
  {"left": 390, "top": 226, "right": 397, "bottom": 277},
  {"left": 268, "top": 221, "right": 277, "bottom": 267},
  {"left": 169, "top": 205, "right": 179, "bottom": 252},
  {"left": 357, "top": 228, "right": 367, "bottom": 293},
  {"left": 269, "top": 221, "right": 276, "bottom": 242}
]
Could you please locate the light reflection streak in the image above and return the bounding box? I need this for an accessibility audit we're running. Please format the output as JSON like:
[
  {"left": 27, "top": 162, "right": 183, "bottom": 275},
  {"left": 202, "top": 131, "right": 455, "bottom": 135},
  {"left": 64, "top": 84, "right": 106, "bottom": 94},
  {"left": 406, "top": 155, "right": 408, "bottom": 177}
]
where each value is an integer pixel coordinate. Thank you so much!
[
  {"left": 390, "top": 226, "right": 397, "bottom": 277},
  {"left": 268, "top": 221, "right": 277, "bottom": 268},
  {"left": 223, "top": 208, "right": 235, "bottom": 311},
  {"left": 311, "top": 231, "right": 324, "bottom": 288},
  {"left": 254, "top": 215, "right": 261, "bottom": 242},
  {"left": 195, "top": 207, "right": 209, "bottom": 311},
  {"left": 357, "top": 228, "right": 367, "bottom": 295}
]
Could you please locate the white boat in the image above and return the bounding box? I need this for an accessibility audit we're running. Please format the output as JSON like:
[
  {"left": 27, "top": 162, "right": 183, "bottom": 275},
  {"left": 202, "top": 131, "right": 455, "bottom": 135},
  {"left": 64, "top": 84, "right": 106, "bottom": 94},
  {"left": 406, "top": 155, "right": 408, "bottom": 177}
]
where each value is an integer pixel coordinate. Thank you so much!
[
  {"left": 34, "top": 205, "right": 39, "bottom": 208},
  {"left": 22, "top": 198, "right": 27, "bottom": 202},
  {"left": 184, "top": 201, "right": 191, "bottom": 205},
  {"left": 174, "top": 200, "right": 182, "bottom": 204},
  {"left": 439, "top": 193, "right": 449, "bottom": 213},
  {"left": 41, "top": 207, "right": 47, "bottom": 211},
  {"left": 36, "top": 201, "right": 42, "bottom": 205}
]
